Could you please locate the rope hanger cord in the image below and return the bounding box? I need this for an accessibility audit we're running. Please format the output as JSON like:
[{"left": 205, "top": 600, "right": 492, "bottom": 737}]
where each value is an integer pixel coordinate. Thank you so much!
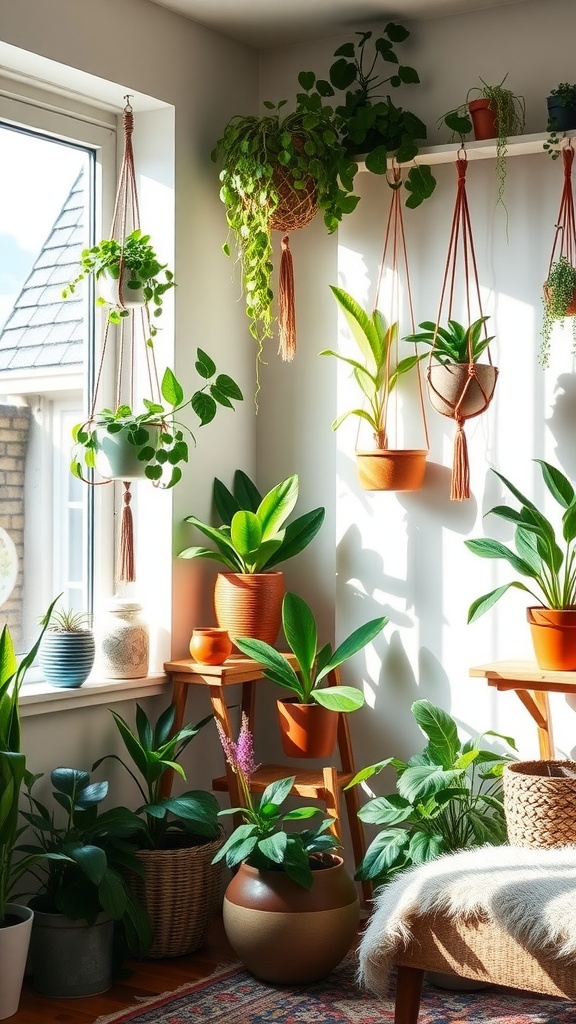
[
  {"left": 428, "top": 150, "right": 497, "bottom": 501},
  {"left": 548, "top": 143, "right": 576, "bottom": 272}
]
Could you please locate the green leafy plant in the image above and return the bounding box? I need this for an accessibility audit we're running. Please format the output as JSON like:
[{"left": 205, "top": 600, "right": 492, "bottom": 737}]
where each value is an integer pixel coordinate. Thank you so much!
[
  {"left": 297, "top": 25, "right": 436, "bottom": 209},
  {"left": 465, "top": 460, "right": 576, "bottom": 621},
  {"left": 92, "top": 703, "right": 221, "bottom": 850},
  {"left": 63, "top": 229, "right": 175, "bottom": 338},
  {"left": 44, "top": 606, "right": 92, "bottom": 632},
  {"left": 540, "top": 256, "right": 576, "bottom": 367},
  {"left": 213, "top": 713, "right": 340, "bottom": 889},
  {"left": 179, "top": 472, "right": 325, "bottom": 574},
  {"left": 0, "top": 596, "right": 58, "bottom": 925},
  {"left": 347, "top": 699, "right": 517, "bottom": 886},
  {"left": 212, "top": 103, "right": 359, "bottom": 347},
  {"left": 321, "top": 285, "right": 425, "bottom": 448},
  {"left": 71, "top": 351, "right": 243, "bottom": 489},
  {"left": 234, "top": 591, "right": 387, "bottom": 712},
  {"left": 544, "top": 83, "right": 576, "bottom": 159},
  {"left": 403, "top": 315, "right": 494, "bottom": 365},
  {"left": 19, "top": 768, "right": 152, "bottom": 954}
]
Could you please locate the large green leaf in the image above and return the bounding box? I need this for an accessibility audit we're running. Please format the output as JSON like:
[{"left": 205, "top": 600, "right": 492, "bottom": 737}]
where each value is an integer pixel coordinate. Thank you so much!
[
  {"left": 412, "top": 700, "right": 460, "bottom": 768},
  {"left": 233, "top": 637, "right": 303, "bottom": 695},
  {"left": 408, "top": 830, "right": 445, "bottom": 864},
  {"left": 213, "top": 477, "right": 240, "bottom": 525},
  {"left": 256, "top": 476, "right": 299, "bottom": 540},
  {"left": 467, "top": 581, "right": 534, "bottom": 623},
  {"left": 464, "top": 538, "right": 539, "bottom": 577},
  {"left": 354, "top": 828, "right": 409, "bottom": 881},
  {"left": 330, "top": 285, "right": 381, "bottom": 370},
  {"left": 313, "top": 686, "right": 365, "bottom": 711},
  {"left": 397, "top": 764, "right": 464, "bottom": 804},
  {"left": 282, "top": 593, "right": 317, "bottom": 686},
  {"left": 357, "top": 794, "right": 411, "bottom": 826},
  {"left": 317, "top": 616, "right": 387, "bottom": 681},
  {"left": 180, "top": 518, "right": 243, "bottom": 571},
  {"left": 536, "top": 458, "right": 575, "bottom": 510},
  {"left": 230, "top": 510, "right": 263, "bottom": 558},
  {"left": 265, "top": 508, "right": 325, "bottom": 568},
  {"left": 233, "top": 470, "right": 262, "bottom": 513}
]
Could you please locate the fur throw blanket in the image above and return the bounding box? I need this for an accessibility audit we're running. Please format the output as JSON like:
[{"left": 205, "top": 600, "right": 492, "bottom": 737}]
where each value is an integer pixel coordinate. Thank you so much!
[{"left": 358, "top": 844, "right": 576, "bottom": 996}]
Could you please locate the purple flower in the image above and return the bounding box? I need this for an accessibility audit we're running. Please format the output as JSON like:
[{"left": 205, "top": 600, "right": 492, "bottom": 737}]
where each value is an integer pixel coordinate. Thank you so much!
[{"left": 216, "top": 712, "right": 260, "bottom": 781}]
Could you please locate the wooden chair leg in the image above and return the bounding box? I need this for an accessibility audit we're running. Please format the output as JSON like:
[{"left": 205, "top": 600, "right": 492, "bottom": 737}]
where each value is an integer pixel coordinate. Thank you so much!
[{"left": 395, "top": 966, "right": 424, "bottom": 1024}]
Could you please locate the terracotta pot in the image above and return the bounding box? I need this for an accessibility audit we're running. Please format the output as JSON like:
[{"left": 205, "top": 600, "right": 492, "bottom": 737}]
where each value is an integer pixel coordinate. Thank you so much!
[
  {"left": 543, "top": 283, "right": 576, "bottom": 317},
  {"left": 527, "top": 606, "right": 576, "bottom": 670},
  {"left": 356, "top": 449, "right": 427, "bottom": 491},
  {"left": 223, "top": 856, "right": 360, "bottom": 983},
  {"left": 214, "top": 571, "right": 284, "bottom": 645},
  {"left": 277, "top": 698, "right": 339, "bottom": 758},
  {"left": 427, "top": 363, "right": 498, "bottom": 420},
  {"left": 468, "top": 98, "right": 498, "bottom": 141},
  {"left": 189, "top": 627, "right": 232, "bottom": 665}
]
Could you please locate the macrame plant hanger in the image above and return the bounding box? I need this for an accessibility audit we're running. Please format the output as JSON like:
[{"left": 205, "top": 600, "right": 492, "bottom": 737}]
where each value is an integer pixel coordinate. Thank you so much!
[
  {"left": 428, "top": 150, "right": 498, "bottom": 501},
  {"left": 88, "top": 97, "right": 164, "bottom": 584},
  {"left": 545, "top": 142, "right": 576, "bottom": 309}
]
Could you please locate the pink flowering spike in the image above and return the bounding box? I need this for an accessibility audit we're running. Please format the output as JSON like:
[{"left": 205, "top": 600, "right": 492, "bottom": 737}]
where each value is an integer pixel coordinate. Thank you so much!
[
  {"left": 216, "top": 718, "right": 238, "bottom": 772},
  {"left": 235, "top": 712, "right": 260, "bottom": 778}
]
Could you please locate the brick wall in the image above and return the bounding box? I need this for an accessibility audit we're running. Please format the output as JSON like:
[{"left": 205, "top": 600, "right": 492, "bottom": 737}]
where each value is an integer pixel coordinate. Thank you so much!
[{"left": 0, "top": 404, "right": 31, "bottom": 646}]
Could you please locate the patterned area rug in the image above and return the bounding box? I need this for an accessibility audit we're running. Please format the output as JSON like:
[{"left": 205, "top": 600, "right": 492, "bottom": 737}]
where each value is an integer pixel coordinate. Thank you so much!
[{"left": 95, "top": 955, "right": 575, "bottom": 1024}]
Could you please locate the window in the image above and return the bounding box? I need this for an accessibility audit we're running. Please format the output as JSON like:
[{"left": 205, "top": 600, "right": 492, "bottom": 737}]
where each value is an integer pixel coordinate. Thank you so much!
[{"left": 0, "top": 85, "right": 116, "bottom": 651}]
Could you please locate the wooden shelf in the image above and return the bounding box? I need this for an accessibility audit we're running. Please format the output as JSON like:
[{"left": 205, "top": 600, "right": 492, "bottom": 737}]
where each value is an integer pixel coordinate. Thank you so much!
[{"left": 357, "top": 130, "right": 576, "bottom": 171}]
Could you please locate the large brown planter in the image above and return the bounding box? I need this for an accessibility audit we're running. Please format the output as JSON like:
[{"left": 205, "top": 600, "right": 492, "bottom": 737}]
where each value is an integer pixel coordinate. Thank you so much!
[
  {"left": 277, "top": 698, "right": 339, "bottom": 758},
  {"left": 214, "top": 571, "right": 285, "bottom": 645},
  {"left": 223, "top": 856, "right": 360, "bottom": 983},
  {"left": 427, "top": 363, "right": 498, "bottom": 420},
  {"left": 527, "top": 606, "right": 576, "bottom": 671},
  {"left": 355, "top": 449, "right": 427, "bottom": 492}
]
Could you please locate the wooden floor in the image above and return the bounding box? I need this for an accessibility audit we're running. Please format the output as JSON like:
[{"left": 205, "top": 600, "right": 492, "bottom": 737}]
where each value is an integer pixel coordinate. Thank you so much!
[{"left": 13, "top": 915, "right": 237, "bottom": 1024}]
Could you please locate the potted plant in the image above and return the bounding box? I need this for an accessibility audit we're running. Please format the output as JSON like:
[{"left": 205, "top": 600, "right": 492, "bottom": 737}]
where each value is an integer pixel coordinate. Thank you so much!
[
  {"left": 178, "top": 471, "right": 325, "bottom": 643},
  {"left": 403, "top": 315, "right": 498, "bottom": 419},
  {"left": 234, "top": 591, "right": 388, "bottom": 758},
  {"left": 321, "top": 285, "right": 428, "bottom": 491},
  {"left": 540, "top": 255, "right": 576, "bottom": 367},
  {"left": 38, "top": 604, "right": 95, "bottom": 689},
  {"left": 297, "top": 24, "right": 436, "bottom": 210},
  {"left": 71, "top": 351, "right": 243, "bottom": 489},
  {"left": 0, "top": 598, "right": 57, "bottom": 1020},
  {"left": 213, "top": 712, "right": 360, "bottom": 983},
  {"left": 544, "top": 83, "right": 576, "bottom": 159},
  {"left": 465, "top": 459, "right": 576, "bottom": 670},
  {"left": 19, "top": 767, "right": 152, "bottom": 996},
  {"left": 92, "top": 702, "right": 225, "bottom": 958},
  {"left": 62, "top": 228, "right": 175, "bottom": 336},
  {"left": 347, "top": 699, "right": 517, "bottom": 888},
  {"left": 442, "top": 75, "right": 525, "bottom": 213}
]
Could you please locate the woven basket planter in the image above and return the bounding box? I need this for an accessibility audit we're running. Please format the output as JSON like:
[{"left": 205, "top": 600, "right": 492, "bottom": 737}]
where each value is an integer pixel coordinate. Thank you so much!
[
  {"left": 503, "top": 760, "right": 576, "bottom": 849},
  {"left": 129, "top": 829, "right": 225, "bottom": 958}
]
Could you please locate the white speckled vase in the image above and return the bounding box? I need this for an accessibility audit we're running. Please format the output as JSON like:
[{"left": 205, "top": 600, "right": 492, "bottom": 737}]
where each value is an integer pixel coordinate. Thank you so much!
[{"left": 95, "top": 598, "right": 149, "bottom": 679}]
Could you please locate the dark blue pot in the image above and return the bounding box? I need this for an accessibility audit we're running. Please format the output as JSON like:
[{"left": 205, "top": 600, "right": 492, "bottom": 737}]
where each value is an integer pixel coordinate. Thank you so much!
[
  {"left": 546, "top": 96, "right": 576, "bottom": 133},
  {"left": 39, "top": 631, "right": 95, "bottom": 688}
]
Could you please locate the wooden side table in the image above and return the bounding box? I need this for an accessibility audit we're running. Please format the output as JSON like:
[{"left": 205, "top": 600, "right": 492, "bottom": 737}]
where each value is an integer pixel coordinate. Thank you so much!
[
  {"left": 162, "top": 654, "right": 370, "bottom": 901},
  {"left": 469, "top": 660, "right": 576, "bottom": 758}
]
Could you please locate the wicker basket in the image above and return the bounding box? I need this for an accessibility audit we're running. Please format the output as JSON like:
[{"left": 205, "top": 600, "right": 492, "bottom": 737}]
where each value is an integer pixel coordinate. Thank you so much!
[
  {"left": 503, "top": 760, "right": 576, "bottom": 849},
  {"left": 129, "top": 829, "right": 225, "bottom": 958}
]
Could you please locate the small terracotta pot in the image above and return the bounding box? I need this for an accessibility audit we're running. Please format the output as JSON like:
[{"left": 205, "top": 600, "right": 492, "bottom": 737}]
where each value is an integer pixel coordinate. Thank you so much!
[
  {"left": 189, "top": 628, "right": 232, "bottom": 665},
  {"left": 468, "top": 98, "right": 498, "bottom": 141},
  {"left": 277, "top": 698, "right": 339, "bottom": 759},
  {"left": 527, "top": 606, "right": 576, "bottom": 670},
  {"left": 223, "top": 857, "right": 360, "bottom": 983},
  {"left": 355, "top": 449, "right": 427, "bottom": 491},
  {"left": 427, "top": 363, "right": 498, "bottom": 420},
  {"left": 214, "top": 571, "right": 284, "bottom": 645}
]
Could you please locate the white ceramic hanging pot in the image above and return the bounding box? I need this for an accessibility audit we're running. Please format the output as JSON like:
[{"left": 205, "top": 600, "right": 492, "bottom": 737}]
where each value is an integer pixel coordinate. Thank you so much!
[
  {"left": 93, "top": 424, "right": 161, "bottom": 481},
  {"left": 99, "top": 267, "right": 145, "bottom": 308}
]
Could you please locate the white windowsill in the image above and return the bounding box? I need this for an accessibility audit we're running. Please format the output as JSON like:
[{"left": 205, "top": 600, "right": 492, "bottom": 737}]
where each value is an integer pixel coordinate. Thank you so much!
[{"left": 20, "top": 673, "right": 169, "bottom": 716}]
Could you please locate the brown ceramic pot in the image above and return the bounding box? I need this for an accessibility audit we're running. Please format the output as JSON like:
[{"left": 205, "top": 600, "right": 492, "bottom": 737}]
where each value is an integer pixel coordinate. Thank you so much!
[
  {"left": 189, "top": 628, "right": 232, "bottom": 665},
  {"left": 355, "top": 449, "right": 427, "bottom": 491},
  {"left": 277, "top": 698, "right": 339, "bottom": 759},
  {"left": 223, "top": 856, "right": 360, "bottom": 983},
  {"left": 427, "top": 363, "right": 498, "bottom": 420},
  {"left": 468, "top": 98, "right": 498, "bottom": 141},
  {"left": 527, "top": 606, "right": 576, "bottom": 671},
  {"left": 213, "top": 571, "right": 285, "bottom": 645}
]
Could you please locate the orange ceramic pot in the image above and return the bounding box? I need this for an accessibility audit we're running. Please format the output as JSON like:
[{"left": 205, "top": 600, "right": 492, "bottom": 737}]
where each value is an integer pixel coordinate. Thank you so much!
[
  {"left": 214, "top": 571, "right": 285, "bottom": 645},
  {"left": 527, "top": 606, "right": 576, "bottom": 670},
  {"left": 223, "top": 857, "right": 360, "bottom": 983},
  {"left": 356, "top": 449, "right": 427, "bottom": 491},
  {"left": 277, "top": 698, "right": 339, "bottom": 759},
  {"left": 468, "top": 98, "right": 498, "bottom": 140},
  {"left": 189, "top": 628, "right": 232, "bottom": 666}
]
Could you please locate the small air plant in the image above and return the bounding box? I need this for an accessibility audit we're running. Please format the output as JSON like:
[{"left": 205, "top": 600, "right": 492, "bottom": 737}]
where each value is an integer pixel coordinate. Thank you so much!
[{"left": 44, "top": 607, "right": 92, "bottom": 632}]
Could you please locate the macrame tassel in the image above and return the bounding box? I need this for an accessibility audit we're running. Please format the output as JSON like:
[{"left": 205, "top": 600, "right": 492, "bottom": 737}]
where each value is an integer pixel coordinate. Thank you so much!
[
  {"left": 451, "top": 419, "right": 470, "bottom": 501},
  {"left": 117, "top": 482, "right": 135, "bottom": 583},
  {"left": 278, "top": 234, "right": 296, "bottom": 361}
]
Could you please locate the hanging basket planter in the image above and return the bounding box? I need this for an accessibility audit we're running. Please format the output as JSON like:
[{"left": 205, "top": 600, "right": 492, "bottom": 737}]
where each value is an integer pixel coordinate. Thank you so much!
[
  {"left": 541, "top": 145, "right": 576, "bottom": 366},
  {"left": 355, "top": 449, "right": 428, "bottom": 492},
  {"left": 427, "top": 363, "right": 498, "bottom": 420}
]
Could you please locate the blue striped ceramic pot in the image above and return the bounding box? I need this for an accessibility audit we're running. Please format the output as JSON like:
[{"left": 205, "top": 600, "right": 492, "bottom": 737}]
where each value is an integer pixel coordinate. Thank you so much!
[{"left": 39, "top": 631, "right": 95, "bottom": 688}]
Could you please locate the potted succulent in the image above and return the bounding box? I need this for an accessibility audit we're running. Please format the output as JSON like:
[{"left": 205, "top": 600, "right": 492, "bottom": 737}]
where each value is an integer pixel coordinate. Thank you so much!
[
  {"left": 321, "top": 285, "right": 428, "bottom": 491},
  {"left": 347, "top": 699, "right": 517, "bottom": 888},
  {"left": 297, "top": 24, "right": 436, "bottom": 209},
  {"left": 403, "top": 315, "right": 498, "bottom": 419},
  {"left": 234, "top": 591, "right": 387, "bottom": 758},
  {"left": 0, "top": 598, "right": 57, "bottom": 1019},
  {"left": 38, "top": 604, "right": 95, "bottom": 689},
  {"left": 465, "top": 459, "right": 576, "bottom": 671},
  {"left": 19, "top": 768, "right": 152, "bottom": 996},
  {"left": 540, "top": 255, "right": 576, "bottom": 367},
  {"left": 178, "top": 471, "right": 325, "bottom": 644},
  {"left": 544, "top": 83, "right": 576, "bottom": 159},
  {"left": 92, "top": 702, "right": 225, "bottom": 958},
  {"left": 213, "top": 713, "right": 360, "bottom": 984},
  {"left": 71, "top": 351, "right": 243, "bottom": 489}
]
